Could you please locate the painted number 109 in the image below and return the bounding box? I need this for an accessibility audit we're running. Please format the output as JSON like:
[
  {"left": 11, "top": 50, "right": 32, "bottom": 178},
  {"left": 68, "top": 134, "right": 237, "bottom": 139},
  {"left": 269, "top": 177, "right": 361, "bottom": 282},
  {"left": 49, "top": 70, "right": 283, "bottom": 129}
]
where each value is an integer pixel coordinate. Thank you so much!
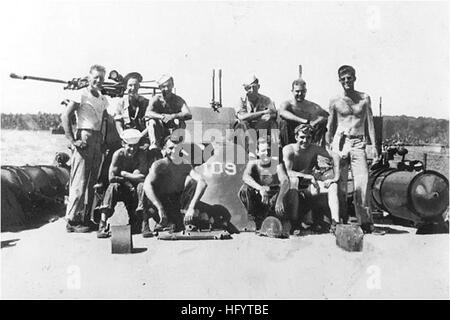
[{"left": 205, "top": 162, "right": 237, "bottom": 175}]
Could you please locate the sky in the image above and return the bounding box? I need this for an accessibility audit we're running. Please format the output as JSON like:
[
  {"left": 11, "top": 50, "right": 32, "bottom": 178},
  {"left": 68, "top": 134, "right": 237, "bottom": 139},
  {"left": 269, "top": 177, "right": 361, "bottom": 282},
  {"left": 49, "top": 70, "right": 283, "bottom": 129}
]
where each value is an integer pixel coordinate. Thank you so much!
[{"left": 0, "top": 0, "right": 449, "bottom": 119}]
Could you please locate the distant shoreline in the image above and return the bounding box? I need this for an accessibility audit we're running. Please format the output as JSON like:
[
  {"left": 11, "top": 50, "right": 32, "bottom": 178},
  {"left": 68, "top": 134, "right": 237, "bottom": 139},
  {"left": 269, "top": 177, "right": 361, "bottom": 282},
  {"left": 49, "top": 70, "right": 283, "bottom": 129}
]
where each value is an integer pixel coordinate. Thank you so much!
[
  {"left": 1, "top": 128, "right": 448, "bottom": 149},
  {"left": 1, "top": 112, "right": 448, "bottom": 146}
]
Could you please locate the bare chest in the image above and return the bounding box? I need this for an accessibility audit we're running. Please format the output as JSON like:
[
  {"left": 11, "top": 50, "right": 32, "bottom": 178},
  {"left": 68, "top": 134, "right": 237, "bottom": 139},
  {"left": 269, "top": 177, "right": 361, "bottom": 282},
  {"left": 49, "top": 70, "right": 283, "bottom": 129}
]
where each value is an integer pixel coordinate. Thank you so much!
[
  {"left": 256, "top": 167, "right": 279, "bottom": 186},
  {"left": 335, "top": 97, "right": 366, "bottom": 117},
  {"left": 292, "top": 152, "right": 317, "bottom": 173},
  {"left": 159, "top": 163, "right": 191, "bottom": 194},
  {"left": 290, "top": 102, "right": 319, "bottom": 120}
]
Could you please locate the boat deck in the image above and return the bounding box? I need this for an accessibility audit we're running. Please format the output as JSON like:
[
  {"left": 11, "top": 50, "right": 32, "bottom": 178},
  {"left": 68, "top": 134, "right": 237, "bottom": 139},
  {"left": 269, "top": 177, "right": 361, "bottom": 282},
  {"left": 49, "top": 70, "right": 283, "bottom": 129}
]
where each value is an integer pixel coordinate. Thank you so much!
[{"left": 1, "top": 216, "right": 448, "bottom": 299}]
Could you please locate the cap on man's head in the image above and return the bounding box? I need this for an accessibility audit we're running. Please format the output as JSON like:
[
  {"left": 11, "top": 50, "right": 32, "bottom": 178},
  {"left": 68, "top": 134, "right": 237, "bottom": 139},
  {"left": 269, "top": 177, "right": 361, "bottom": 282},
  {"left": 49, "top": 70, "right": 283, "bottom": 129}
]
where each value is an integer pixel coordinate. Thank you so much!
[
  {"left": 242, "top": 74, "right": 259, "bottom": 87},
  {"left": 157, "top": 74, "right": 174, "bottom": 86},
  {"left": 338, "top": 65, "right": 356, "bottom": 77},
  {"left": 121, "top": 129, "right": 142, "bottom": 145},
  {"left": 163, "top": 134, "right": 183, "bottom": 147},
  {"left": 124, "top": 72, "right": 143, "bottom": 84}
]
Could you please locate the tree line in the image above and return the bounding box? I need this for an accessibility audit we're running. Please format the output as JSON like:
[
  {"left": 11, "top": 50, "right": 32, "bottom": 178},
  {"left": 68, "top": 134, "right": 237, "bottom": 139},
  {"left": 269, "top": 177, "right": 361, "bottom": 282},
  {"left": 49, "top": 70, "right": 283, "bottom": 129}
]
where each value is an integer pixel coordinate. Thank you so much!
[
  {"left": 382, "top": 115, "right": 449, "bottom": 146},
  {"left": 1, "top": 113, "right": 62, "bottom": 131},
  {"left": 1, "top": 112, "right": 448, "bottom": 146}
]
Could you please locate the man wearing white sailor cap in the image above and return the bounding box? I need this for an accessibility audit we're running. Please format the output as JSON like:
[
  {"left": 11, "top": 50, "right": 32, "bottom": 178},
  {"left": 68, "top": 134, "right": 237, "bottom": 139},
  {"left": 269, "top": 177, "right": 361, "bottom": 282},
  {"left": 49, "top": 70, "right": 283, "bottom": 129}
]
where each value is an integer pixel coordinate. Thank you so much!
[
  {"left": 144, "top": 74, "right": 192, "bottom": 149},
  {"left": 96, "top": 129, "right": 154, "bottom": 238}
]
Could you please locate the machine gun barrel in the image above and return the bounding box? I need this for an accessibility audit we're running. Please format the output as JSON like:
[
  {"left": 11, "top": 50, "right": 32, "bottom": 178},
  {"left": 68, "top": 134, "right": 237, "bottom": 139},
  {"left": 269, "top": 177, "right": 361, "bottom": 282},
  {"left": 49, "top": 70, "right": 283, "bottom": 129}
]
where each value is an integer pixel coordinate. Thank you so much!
[
  {"left": 10, "top": 73, "right": 68, "bottom": 84},
  {"left": 10, "top": 72, "right": 159, "bottom": 96}
]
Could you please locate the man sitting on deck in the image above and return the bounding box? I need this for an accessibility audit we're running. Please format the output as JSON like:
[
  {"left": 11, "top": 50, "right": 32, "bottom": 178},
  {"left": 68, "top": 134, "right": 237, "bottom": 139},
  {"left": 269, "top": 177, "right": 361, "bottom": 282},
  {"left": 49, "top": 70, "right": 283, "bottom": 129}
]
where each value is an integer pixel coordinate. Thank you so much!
[
  {"left": 113, "top": 72, "right": 150, "bottom": 148},
  {"left": 234, "top": 75, "right": 278, "bottom": 152},
  {"left": 279, "top": 78, "right": 329, "bottom": 147},
  {"left": 97, "top": 129, "right": 152, "bottom": 238},
  {"left": 238, "top": 142, "right": 290, "bottom": 231},
  {"left": 142, "top": 135, "right": 208, "bottom": 235},
  {"left": 144, "top": 75, "right": 192, "bottom": 149},
  {"left": 283, "top": 123, "right": 341, "bottom": 234}
]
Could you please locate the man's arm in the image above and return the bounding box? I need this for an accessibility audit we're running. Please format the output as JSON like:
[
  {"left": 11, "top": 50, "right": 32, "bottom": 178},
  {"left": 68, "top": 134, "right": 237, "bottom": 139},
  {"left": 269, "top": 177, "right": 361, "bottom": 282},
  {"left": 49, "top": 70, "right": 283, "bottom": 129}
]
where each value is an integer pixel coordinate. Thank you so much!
[
  {"left": 266, "top": 100, "right": 278, "bottom": 120},
  {"left": 276, "top": 163, "right": 290, "bottom": 198},
  {"left": 183, "top": 169, "right": 208, "bottom": 224},
  {"left": 365, "top": 95, "right": 379, "bottom": 159},
  {"left": 235, "top": 97, "right": 268, "bottom": 122},
  {"left": 242, "top": 160, "right": 264, "bottom": 191},
  {"left": 115, "top": 120, "right": 124, "bottom": 137},
  {"left": 237, "top": 109, "right": 268, "bottom": 122},
  {"left": 108, "top": 150, "right": 126, "bottom": 183},
  {"left": 138, "top": 98, "right": 150, "bottom": 139},
  {"left": 143, "top": 162, "right": 167, "bottom": 223},
  {"left": 120, "top": 153, "right": 147, "bottom": 184},
  {"left": 144, "top": 97, "right": 165, "bottom": 120},
  {"left": 111, "top": 98, "right": 125, "bottom": 137},
  {"left": 171, "top": 102, "right": 192, "bottom": 121},
  {"left": 325, "top": 99, "right": 337, "bottom": 147},
  {"left": 274, "top": 163, "right": 290, "bottom": 216},
  {"left": 310, "top": 104, "right": 329, "bottom": 127},
  {"left": 279, "top": 101, "right": 309, "bottom": 124},
  {"left": 62, "top": 100, "right": 83, "bottom": 148}
]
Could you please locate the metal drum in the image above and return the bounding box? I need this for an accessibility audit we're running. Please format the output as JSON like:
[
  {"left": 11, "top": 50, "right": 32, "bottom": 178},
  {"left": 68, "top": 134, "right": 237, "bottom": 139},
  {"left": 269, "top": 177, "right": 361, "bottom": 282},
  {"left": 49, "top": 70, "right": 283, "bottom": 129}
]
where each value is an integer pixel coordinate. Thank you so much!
[
  {"left": 371, "top": 168, "right": 449, "bottom": 223},
  {"left": 408, "top": 171, "right": 449, "bottom": 221},
  {"left": 370, "top": 168, "right": 396, "bottom": 211}
]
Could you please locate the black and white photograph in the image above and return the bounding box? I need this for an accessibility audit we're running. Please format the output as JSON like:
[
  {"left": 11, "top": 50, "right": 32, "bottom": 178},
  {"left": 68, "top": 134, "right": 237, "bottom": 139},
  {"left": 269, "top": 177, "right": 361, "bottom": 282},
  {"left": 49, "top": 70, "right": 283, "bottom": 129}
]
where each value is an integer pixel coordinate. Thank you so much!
[{"left": 0, "top": 0, "right": 449, "bottom": 301}]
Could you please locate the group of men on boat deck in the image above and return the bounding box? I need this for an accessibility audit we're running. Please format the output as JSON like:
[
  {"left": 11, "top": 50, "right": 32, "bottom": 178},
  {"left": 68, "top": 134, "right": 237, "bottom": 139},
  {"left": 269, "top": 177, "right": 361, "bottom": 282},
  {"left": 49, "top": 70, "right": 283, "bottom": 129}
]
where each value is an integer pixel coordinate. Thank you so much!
[{"left": 62, "top": 64, "right": 384, "bottom": 238}]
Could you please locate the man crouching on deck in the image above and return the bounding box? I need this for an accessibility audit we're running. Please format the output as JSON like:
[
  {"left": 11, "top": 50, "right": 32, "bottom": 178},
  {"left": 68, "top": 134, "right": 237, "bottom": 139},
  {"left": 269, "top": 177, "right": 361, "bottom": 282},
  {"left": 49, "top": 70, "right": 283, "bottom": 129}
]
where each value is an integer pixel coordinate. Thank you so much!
[
  {"left": 142, "top": 135, "right": 208, "bottom": 235},
  {"left": 283, "top": 123, "right": 341, "bottom": 235},
  {"left": 97, "top": 129, "right": 151, "bottom": 238},
  {"left": 239, "top": 142, "right": 290, "bottom": 232}
]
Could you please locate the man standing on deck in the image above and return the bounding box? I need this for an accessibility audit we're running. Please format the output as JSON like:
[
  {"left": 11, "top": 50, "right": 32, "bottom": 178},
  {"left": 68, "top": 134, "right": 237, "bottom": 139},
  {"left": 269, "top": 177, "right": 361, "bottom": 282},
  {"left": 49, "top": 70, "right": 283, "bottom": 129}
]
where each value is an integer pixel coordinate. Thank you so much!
[
  {"left": 145, "top": 75, "right": 192, "bottom": 149},
  {"left": 62, "top": 65, "right": 109, "bottom": 233},
  {"left": 279, "top": 78, "right": 329, "bottom": 147},
  {"left": 326, "top": 65, "right": 383, "bottom": 234}
]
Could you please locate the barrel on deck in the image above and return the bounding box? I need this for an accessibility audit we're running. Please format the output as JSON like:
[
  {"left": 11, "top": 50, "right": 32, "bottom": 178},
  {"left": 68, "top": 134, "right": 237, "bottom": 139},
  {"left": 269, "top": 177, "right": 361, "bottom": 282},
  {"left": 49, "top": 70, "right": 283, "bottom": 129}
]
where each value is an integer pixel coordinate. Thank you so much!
[{"left": 371, "top": 168, "right": 449, "bottom": 223}]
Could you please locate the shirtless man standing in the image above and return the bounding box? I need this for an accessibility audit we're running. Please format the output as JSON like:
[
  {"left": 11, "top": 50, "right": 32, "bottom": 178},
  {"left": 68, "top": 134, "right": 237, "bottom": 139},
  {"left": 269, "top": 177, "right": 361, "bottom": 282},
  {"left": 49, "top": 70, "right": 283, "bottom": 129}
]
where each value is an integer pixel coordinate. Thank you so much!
[
  {"left": 326, "top": 65, "right": 382, "bottom": 234},
  {"left": 283, "top": 124, "right": 340, "bottom": 234},
  {"left": 279, "top": 78, "right": 329, "bottom": 147},
  {"left": 238, "top": 142, "right": 290, "bottom": 231},
  {"left": 142, "top": 136, "right": 208, "bottom": 234}
]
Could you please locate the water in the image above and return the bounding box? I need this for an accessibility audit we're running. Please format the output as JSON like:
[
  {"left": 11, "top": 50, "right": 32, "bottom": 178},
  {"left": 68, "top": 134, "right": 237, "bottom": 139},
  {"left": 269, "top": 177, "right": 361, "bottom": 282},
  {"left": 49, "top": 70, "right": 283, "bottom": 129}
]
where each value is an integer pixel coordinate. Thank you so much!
[{"left": 1, "top": 129, "right": 449, "bottom": 178}]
